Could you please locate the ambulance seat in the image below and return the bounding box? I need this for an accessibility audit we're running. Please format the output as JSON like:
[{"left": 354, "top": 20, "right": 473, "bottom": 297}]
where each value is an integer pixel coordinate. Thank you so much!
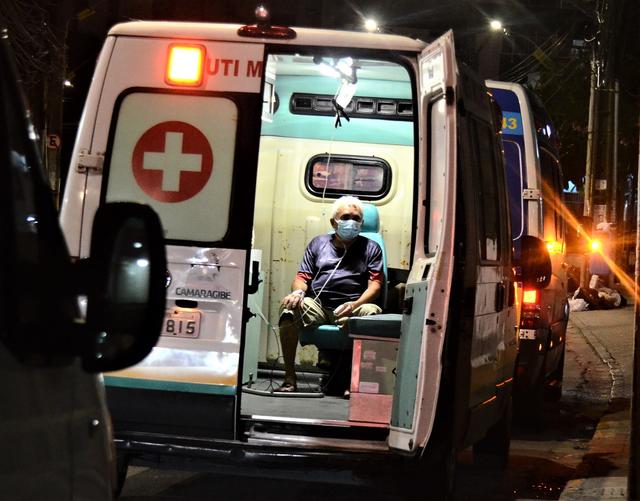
[{"left": 299, "top": 203, "right": 387, "bottom": 351}]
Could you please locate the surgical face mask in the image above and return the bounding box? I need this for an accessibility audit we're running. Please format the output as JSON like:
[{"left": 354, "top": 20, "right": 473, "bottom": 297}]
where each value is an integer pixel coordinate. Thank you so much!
[{"left": 336, "top": 219, "right": 362, "bottom": 241}]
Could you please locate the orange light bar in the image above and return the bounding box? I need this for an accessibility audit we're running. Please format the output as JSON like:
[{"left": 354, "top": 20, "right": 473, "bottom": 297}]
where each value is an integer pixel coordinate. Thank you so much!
[
  {"left": 166, "top": 44, "right": 204, "bottom": 86},
  {"left": 523, "top": 289, "right": 538, "bottom": 304}
]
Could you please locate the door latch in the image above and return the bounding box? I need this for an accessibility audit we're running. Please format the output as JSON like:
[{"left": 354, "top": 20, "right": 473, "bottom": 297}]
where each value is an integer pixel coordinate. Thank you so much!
[{"left": 76, "top": 150, "right": 104, "bottom": 173}]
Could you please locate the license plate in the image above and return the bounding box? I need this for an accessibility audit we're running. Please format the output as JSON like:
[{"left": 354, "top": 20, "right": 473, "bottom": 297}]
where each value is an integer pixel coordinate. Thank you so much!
[{"left": 162, "top": 309, "right": 201, "bottom": 338}]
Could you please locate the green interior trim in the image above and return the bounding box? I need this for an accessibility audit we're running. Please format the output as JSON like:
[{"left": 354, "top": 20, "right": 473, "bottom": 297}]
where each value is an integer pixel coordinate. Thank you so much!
[
  {"left": 104, "top": 375, "right": 237, "bottom": 395},
  {"left": 391, "top": 282, "right": 427, "bottom": 429},
  {"left": 262, "top": 75, "right": 414, "bottom": 146}
]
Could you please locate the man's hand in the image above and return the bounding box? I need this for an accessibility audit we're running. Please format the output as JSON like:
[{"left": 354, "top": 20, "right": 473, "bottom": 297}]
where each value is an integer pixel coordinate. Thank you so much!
[
  {"left": 282, "top": 289, "right": 305, "bottom": 310},
  {"left": 334, "top": 301, "right": 356, "bottom": 318}
]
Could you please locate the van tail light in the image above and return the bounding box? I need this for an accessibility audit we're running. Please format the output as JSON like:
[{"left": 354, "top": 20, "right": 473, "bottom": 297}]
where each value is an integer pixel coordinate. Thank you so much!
[
  {"left": 523, "top": 289, "right": 538, "bottom": 305},
  {"left": 521, "top": 289, "right": 541, "bottom": 330},
  {"left": 166, "top": 44, "right": 204, "bottom": 86}
]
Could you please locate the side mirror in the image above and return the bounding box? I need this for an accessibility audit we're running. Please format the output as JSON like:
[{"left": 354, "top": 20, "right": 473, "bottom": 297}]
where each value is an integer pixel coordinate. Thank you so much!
[
  {"left": 81, "top": 203, "right": 166, "bottom": 373},
  {"left": 514, "top": 235, "right": 552, "bottom": 289}
]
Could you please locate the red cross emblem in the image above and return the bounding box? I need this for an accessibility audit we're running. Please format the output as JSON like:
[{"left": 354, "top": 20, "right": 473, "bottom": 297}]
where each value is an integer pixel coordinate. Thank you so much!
[{"left": 132, "top": 121, "right": 213, "bottom": 203}]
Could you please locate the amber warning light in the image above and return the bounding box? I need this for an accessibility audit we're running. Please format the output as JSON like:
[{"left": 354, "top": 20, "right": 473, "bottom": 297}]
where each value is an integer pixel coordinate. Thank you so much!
[{"left": 166, "top": 44, "right": 204, "bottom": 86}]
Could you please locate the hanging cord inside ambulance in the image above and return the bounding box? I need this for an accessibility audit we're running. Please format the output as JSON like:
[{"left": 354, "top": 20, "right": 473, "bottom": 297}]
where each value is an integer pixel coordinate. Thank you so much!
[
  {"left": 247, "top": 86, "right": 343, "bottom": 392},
  {"left": 247, "top": 242, "right": 347, "bottom": 393}
]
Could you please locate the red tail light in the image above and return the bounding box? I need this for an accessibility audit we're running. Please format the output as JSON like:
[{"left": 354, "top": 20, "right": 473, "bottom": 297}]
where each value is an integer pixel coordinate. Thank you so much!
[
  {"left": 521, "top": 289, "right": 541, "bottom": 329},
  {"left": 523, "top": 289, "right": 538, "bottom": 305}
]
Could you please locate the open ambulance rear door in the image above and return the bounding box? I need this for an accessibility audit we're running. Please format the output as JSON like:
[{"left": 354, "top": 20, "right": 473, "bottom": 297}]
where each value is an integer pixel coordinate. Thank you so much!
[
  {"left": 388, "top": 31, "right": 458, "bottom": 453},
  {"left": 60, "top": 27, "right": 266, "bottom": 440}
]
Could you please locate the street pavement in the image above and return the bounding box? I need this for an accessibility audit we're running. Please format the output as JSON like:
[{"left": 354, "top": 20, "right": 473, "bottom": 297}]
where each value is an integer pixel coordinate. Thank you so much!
[{"left": 559, "top": 305, "right": 634, "bottom": 500}]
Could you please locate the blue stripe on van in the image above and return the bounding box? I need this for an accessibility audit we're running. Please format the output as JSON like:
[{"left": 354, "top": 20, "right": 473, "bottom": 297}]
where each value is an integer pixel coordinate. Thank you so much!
[
  {"left": 501, "top": 111, "right": 523, "bottom": 136},
  {"left": 104, "top": 375, "right": 237, "bottom": 395},
  {"left": 261, "top": 75, "right": 414, "bottom": 146},
  {"left": 490, "top": 87, "right": 520, "bottom": 113}
]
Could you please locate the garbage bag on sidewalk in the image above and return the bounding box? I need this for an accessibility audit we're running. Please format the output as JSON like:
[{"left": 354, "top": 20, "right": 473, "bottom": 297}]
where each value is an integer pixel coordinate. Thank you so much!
[
  {"left": 569, "top": 297, "right": 589, "bottom": 312},
  {"left": 571, "top": 285, "right": 625, "bottom": 310},
  {"left": 597, "top": 286, "right": 625, "bottom": 307}
]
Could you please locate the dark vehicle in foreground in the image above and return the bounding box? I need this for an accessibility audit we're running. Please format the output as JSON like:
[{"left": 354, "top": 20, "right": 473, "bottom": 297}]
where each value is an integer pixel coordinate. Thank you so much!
[{"left": 0, "top": 28, "right": 166, "bottom": 500}]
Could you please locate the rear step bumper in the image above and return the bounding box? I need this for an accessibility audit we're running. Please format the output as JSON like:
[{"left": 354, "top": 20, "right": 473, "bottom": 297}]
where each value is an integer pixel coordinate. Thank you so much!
[{"left": 115, "top": 432, "right": 415, "bottom": 486}]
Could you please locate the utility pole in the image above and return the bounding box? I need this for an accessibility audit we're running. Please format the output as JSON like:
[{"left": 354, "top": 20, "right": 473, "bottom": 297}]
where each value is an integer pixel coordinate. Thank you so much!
[
  {"left": 612, "top": 79, "right": 620, "bottom": 222},
  {"left": 44, "top": 0, "right": 75, "bottom": 207},
  {"left": 586, "top": 0, "right": 624, "bottom": 229},
  {"left": 630, "top": 110, "right": 640, "bottom": 501},
  {"left": 584, "top": 56, "right": 597, "bottom": 218}
]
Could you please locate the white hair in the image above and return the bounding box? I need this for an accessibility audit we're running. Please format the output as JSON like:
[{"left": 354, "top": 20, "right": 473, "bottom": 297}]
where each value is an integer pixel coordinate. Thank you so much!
[{"left": 331, "top": 195, "right": 363, "bottom": 220}]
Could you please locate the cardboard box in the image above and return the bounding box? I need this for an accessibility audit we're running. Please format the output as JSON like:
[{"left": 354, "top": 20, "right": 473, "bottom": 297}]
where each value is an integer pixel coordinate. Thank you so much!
[{"left": 348, "top": 337, "right": 399, "bottom": 423}]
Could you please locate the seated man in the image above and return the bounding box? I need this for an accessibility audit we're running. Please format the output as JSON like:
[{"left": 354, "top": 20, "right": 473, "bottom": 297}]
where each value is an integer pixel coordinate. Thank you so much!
[{"left": 277, "top": 195, "right": 383, "bottom": 393}]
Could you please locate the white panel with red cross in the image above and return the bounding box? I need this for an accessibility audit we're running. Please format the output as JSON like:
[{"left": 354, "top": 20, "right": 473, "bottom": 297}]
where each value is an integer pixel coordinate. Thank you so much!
[{"left": 105, "top": 92, "right": 237, "bottom": 242}]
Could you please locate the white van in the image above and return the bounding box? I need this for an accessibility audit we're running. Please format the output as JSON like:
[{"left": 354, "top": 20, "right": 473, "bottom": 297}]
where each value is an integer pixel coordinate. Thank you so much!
[
  {"left": 60, "top": 17, "right": 550, "bottom": 498},
  {"left": 486, "top": 80, "right": 569, "bottom": 423},
  {"left": 0, "top": 29, "right": 166, "bottom": 500}
]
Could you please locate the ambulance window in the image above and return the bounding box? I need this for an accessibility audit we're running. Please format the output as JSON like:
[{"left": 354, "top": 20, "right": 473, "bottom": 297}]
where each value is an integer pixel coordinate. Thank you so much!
[
  {"left": 473, "top": 119, "right": 501, "bottom": 261},
  {"left": 540, "top": 149, "right": 561, "bottom": 242},
  {"left": 503, "top": 140, "right": 524, "bottom": 241},
  {"left": 305, "top": 155, "right": 390, "bottom": 200},
  {"left": 428, "top": 97, "right": 446, "bottom": 254},
  {"left": 105, "top": 92, "right": 238, "bottom": 242}
]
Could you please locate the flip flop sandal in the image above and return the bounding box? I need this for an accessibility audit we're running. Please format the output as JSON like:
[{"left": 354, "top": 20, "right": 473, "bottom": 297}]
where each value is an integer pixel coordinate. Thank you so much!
[{"left": 274, "top": 382, "right": 297, "bottom": 393}]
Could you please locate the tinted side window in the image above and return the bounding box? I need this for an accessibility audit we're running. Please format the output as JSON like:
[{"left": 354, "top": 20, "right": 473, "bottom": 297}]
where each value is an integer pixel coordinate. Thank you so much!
[
  {"left": 1, "top": 50, "right": 63, "bottom": 272},
  {"left": 540, "top": 149, "right": 561, "bottom": 242},
  {"left": 0, "top": 37, "right": 73, "bottom": 359},
  {"left": 471, "top": 119, "right": 502, "bottom": 261},
  {"left": 503, "top": 140, "right": 524, "bottom": 241}
]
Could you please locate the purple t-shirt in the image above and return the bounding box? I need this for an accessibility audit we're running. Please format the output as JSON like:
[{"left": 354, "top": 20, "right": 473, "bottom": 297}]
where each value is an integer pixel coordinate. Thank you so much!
[{"left": 298, "top": 234, "right": 383, "bottom": 309}]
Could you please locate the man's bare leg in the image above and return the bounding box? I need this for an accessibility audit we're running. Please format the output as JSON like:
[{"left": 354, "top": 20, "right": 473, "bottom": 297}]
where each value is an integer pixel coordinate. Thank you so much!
[{"left": 278, "top": 316, "right": 299, "bottom": 390}]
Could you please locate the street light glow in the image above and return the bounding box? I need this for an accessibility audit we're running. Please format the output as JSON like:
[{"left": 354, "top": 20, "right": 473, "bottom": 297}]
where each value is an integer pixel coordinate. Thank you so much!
[
  {"left": 489, "top": 19, "right": 503, "bottom": 31},
  {"left": 364, "top": 18, "right": 379, "bottom": 32}
]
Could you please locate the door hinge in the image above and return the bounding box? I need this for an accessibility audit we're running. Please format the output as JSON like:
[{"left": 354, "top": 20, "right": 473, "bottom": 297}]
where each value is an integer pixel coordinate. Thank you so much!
[
  {"left": 522, "top": 188, "right": 541, "bottom": 200},
  {"left": 76, "top": 151, "right": 104, "bottom": 173}
]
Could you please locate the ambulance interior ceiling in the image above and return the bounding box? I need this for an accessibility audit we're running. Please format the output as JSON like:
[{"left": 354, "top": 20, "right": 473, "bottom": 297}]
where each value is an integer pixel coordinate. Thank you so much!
[{"left": 262, "top": 54, "right": 414, "bottom": 146}]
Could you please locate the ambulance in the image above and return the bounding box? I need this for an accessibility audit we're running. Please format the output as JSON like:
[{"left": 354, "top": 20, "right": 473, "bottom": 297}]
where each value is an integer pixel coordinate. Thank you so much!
[
  {"left": 60, "top": 13, "right": 551, "bottom": 498},
  {"left": 486, "top": 80, "right": 569, "bottom": 425}
]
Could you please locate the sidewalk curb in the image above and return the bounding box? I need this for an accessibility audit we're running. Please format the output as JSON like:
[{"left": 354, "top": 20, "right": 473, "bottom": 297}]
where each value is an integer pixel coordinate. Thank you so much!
[
  {"left": 561, "top": 477, "right": 627, "bottom": 500},
  {"left": 570, "top": 314, "right": 626, "bottom": 402},
  {"left": 558, "top": 315, "right": 630, "bottom": 500}
]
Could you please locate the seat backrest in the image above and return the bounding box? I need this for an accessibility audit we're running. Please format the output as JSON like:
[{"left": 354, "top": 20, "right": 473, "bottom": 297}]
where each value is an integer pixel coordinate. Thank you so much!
[{"left": 360, "top": 203, "right": 388, "bottom": 307}]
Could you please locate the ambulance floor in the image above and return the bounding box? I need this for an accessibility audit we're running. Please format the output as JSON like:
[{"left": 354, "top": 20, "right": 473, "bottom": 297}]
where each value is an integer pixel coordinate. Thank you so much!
[{"left": 241, "top": 375, "right": 350, "bottom": 421}]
